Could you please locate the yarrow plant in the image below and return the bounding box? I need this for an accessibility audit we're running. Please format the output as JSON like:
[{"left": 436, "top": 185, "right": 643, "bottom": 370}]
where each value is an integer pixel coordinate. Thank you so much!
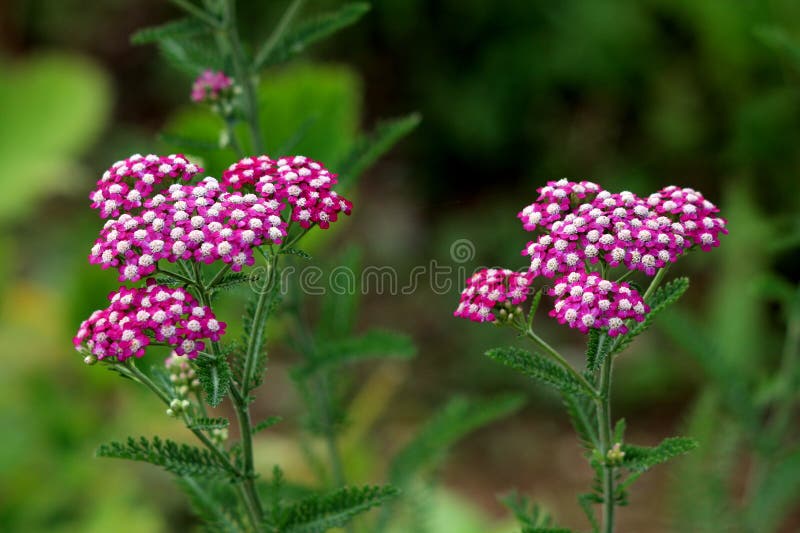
[
  {"left": 73, "top": 1, "right": 420, "bottom": 532},
  {"left": 455, "top": 178, "right": 727, "bottom": 532}
]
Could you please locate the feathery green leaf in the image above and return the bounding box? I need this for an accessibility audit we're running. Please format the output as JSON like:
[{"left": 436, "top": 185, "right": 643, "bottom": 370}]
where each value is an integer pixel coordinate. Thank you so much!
[
  {"left": 253, "top": 416, "right": 283, "bottom": 434},
  {"left": 195, "top": 354, "right": 232, "bottom": 407},
  {"left": 335, "top": 113, "right": 421, "bottom": 192},
  {"left": 189, "top": 417, "right": 230, "bottom": 431},
  {"left": 131, "top": 17, "right": 209, "bottom": 45},
  {"left": 612, "top": 277, "right": 689, "bottom": 355},
  {"left": 486, "top": 346, "right": 593, "bottom": 397},
  {"left": 254, "top": 3, "right": 371, "bottom": 70},
  {"left": 280, "top": 485, "right": 398, "bottom": 533},
  {"left": 97, "top": 436, "right": 234, "bottom": 478},
  {"left": 622, "top": 436, "right": 698, "bottom": 473}
]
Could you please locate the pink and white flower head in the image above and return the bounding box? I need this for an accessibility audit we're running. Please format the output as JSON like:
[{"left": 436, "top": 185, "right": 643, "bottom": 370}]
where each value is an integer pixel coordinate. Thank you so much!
[
  {"left": 518, "top": 179, "right": 604, "bottom": 232},
  {"left": 73, "top": 282, "right": 226, "bottom": 361},
  {"left": 222, "top": 155, "right": 353, "bottom": 230},
  {"left": 523, "top": 188, "right": 705, "bottom": 277},
  {"left": 548, "top": 272, "right": 648, "bottom": 336},
  {"left": 454, "top": 268, "right": 534, "bottom": 323},
  {"left": 646, "top": 186, "right": 728, "bottom": 251},
  {"left": 90, "top": 154, "right": 202, "bottom": 218},
  {"left": 89, "top": 177, "right": 287, "bottom": 281},
  {"left": 191, "top": 70, "right": 233, "bottom": 103}
]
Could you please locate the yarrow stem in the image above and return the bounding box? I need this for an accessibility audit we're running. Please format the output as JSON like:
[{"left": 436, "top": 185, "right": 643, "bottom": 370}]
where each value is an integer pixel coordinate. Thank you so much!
[
  {"left": 598, "top": 351, "right": 615, "bottom": 533},
  {"left": 189, "top": 262, "right": 265, "bottom": 531}
]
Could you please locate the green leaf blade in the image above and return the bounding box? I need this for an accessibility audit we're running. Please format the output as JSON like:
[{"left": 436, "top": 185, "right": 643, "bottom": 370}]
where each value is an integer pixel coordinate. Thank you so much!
[
  {"left": 254, "top": 3, "right": 371, "bottom": 70},
  {"left": 280, "top": 485, "right": 398, "bottom": 533}
]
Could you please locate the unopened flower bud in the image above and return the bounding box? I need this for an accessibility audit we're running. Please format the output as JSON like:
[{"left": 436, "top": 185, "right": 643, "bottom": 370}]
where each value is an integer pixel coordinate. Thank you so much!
[
  {"left": 83, "top": 354, "right": 98, "bottom": 365},
  {"left": 606, "top": 442, "right": 625, "bottom": 465}
]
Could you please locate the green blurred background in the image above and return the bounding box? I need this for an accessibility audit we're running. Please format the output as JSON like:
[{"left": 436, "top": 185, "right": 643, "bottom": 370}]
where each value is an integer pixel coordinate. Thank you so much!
[{"left": 1, "top": 0, "right": 799, "bottom": 531}]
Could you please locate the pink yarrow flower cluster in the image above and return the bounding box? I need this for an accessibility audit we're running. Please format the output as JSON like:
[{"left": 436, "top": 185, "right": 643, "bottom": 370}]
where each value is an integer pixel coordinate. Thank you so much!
[
  {"left": 520, "top": 180, "right": 727, "bottom": 278},
  {"left": 90, "top": 154, "right": 202, "bottom": 218},
  {"left": 222, "top": 155, "right": 353, "bottom": 229},
  {"left": 455, "top": 179, "right": 725, "bottom": 337},
  {"left": 89, "top": 177, "right": 287, "bottom": 281},
  {"left": 454, "top": 268, "right": 533, "bottom": 322},
  {"left": 549, "top": 272, "right": 647, "bottom": 336},
  {"left": 191, "top": 70, "right": 233, "bottom": 103},
  {"left": 74, "top": 283, "right": 225, "bottom": 361}
]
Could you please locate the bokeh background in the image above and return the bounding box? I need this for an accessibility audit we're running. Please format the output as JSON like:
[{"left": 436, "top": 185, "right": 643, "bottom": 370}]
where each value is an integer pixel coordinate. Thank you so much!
[{"left": 1, "top": 0, "right": 799, "bottom": 531}]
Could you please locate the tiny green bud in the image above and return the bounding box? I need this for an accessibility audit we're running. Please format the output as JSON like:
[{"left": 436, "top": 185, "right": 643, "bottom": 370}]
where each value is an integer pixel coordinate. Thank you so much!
[
  {"left": 83, "top": 354, "right": 98, "bottom": 365},
  {"left": 166, "top": 408, "right": 176, "bottom": 417},
  {"left": 497, "top": 309, "right": 508, "bottom": 320},
  {"left": 181, "top": 400, "right": 190, "bottom": 410},
  {"left": 169, "top": 399, "right": 182, "bottom": 412}
]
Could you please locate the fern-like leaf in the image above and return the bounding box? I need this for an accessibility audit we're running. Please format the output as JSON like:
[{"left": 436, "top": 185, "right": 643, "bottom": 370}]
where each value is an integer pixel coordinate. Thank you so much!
[
  {"left": 254, "top": 3, "right": 371, "bottom": 70},
  {"left": 622, "top": 436, "right": 698, "bottom": 473},
  {"left": 612, "top": 277, "right": 689, "bottom": 355},
  {"left": 335, "top": 113, "right": 421, "bottom": 192},
  {"left": 486, "top": 347, "right": 593, "bottom": 397},
  {"left": 279, "top": 485, "right": 398, "bottom": 533},
  {"left": 131, "top": 17, "right": 209, "bottom": 45},
  {"left": 562, "top": 393, "right": 600, "bottom": 452},
  {"left": 195, "top": 354, "right": 232, "bottom": 407},
  {"left": 252, "top": 416, "right": 283, "bottom": 434},
  {"left": 189, "top": 417, "right": 230, "bottom": 431},
  {"left": 585, "top": 329, "right": 610, "bottom": 374},
  {"left": 97, "top": 436, "right": 234, "bottom": 478}
]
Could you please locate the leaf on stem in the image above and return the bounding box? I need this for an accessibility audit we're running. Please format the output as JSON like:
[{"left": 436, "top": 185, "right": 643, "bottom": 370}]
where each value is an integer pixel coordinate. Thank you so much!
[
  {"left": 335, "top": 113, "right": 421, "bottom": 192},
  {"left": 585, "top": 329, "right": 610, "bottom": 373},
  {"left": 486, "top": 346, "right": 593, "bottom": 397},
  {"left": 252, "top": 416, "right": 283, "bottom": 434},
  {"left": 612, "top": 277, "right": 690, "bottom": 356},
  {"left": 254, "top": 3, "right": 371, "bottom": 70},
  {"left": 279, "top": 485, "right": 398, "bottom": 533},
  {"left": 195, "top": 354, "right": 232, "bottom": 407},
  {"left": 189, "top": 417, "right": 231, "bottom": 431},
  {"left": 97, "top": 436, "right": 233, "bottom": 478},
  {"left": 622, "top": 436, "right": 698, "bottom": 473},
  {"left": 131, "top": 17, "right": 210, "bottom": 45}
]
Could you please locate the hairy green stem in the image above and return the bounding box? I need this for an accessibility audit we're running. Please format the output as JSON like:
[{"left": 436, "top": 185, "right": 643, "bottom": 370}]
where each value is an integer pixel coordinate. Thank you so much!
[
  {"left": 192, "top": 265, "right": 265, "bottom": 531},
  {"left": 123, "top": 361, "right": 241, "bottom": 477},
  {"left": 254, "top": 0, "right": 305, "bottom": 68},
  {"left": 169, "top": 0, "right": 221, "bottom": 27},
  {"left": 524, "top": 328, "right": 600, "bottom": 399},
  {"left": 597, "top": 353, "right": 615, "bottom": 533}
]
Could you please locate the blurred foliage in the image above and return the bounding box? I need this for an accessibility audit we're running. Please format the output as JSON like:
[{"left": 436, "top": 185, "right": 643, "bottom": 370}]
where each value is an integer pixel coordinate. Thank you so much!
[{"left": 1, "top": 0, "right": 800, "bottom": 531}]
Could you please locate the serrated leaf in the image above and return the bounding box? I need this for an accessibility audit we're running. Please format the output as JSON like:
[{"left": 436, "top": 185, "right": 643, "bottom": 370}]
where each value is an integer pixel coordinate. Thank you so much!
[
  {"left": 254, "top": 3, "right": 371, "bottom": 70},
  {"left": 293, "top": 330, "right": 416, "bottom": 380},
  {"left": 189, "top": 417, "right": 230, "bottom": 431},
  {"left": 335, "top": 113, "right": 421, "bottom": 192},
  {"left": 526, "top": 289, "right": 543, "bottom": 330},
  {"left": 389, "top": 394, "right": 524, "bottom": 486},
  {"left": 157, "top": 36, "right": 223, "bottom": 77},
  {"left": 209, "top": 272, "right": 254, "bottom": 292},
  {"left": 195, "top": 354, "right": 232, "bottom": 407},
  {"left": 252, "top": 416, "right": 283, "bottom": 434},
  {"left": 612, "top": 277, "right": 689, "bottom": 355},
  {"left": 486, "top": 347, "right": 593, "bottom": 397},
  {"left": 562, "top": 393, "right": 600, "bottom": 452},
  {"left": 131, "top": 17, "right": 209, "bottom": 45},
  {"left": 280, "top": 485, "right": 398, "bottom": 533},
  {"left": 578, "top": 493, "right": 600, "bottom": 533},
  {"left": 585, "top": 329, "right": 610, "bottom": 373},
  {"left": 97, "top": 436, "right": 233, "bottom": 478},
  {"left": 279, "top": 247, "right": 312, "bottom": 260},
  {"left": 614, "top": 418, "right": 627, "bottom": 443},
  {"left": 622, "top": 436, "right": 698, "bottom": 473}
]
